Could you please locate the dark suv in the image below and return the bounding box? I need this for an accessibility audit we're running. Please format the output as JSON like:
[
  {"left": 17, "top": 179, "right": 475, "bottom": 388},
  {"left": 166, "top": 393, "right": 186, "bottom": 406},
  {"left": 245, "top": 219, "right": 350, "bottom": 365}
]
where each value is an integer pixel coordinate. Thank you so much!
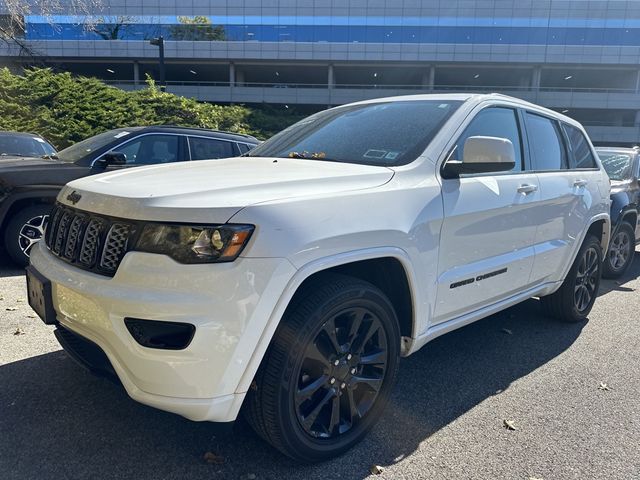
[
  {"left": 0, "top": 125, "right": 259, "bottom": 266},
  {"left": 596, "top": 146, "right": 640, "bottom": 278}
]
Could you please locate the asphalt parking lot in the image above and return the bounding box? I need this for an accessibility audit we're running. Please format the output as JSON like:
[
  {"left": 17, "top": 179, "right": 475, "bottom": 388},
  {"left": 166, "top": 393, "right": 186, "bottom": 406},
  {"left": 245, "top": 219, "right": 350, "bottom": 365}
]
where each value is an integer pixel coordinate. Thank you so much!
[{"left": 1, "top": 251, "right": 639, "bottom": 480}]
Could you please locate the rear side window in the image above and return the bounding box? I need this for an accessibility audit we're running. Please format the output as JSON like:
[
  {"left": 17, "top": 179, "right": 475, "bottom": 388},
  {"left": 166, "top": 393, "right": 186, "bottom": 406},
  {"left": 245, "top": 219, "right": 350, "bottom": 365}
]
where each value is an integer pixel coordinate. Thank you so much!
[
  {"left": 451, "top": 107, "right": 523, "bottom": 172},
  {"left": 525, "top": 113, "right": 567, "bottom": 171},
  {"left": 189, "top": 137, "right": 235, "bottom": 160},
  {"left": 237, "top": 143, "right": 252, "bottom": 154},
  {"left": 562, "top": 124, "right": 597, "bottom": 169}
]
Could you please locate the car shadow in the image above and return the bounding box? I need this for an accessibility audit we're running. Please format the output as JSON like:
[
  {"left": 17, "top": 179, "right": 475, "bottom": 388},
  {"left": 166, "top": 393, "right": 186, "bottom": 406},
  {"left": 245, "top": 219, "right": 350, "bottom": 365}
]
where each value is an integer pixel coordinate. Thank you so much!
[
  {"left": 597, "top": 250, "right": 640, "bottom": 296},
  {"left": 0, "top": 298, "right": 586, "bottom": 479},
  {"left": 0, "top": 247, "right": 24, "bottom": 278}
]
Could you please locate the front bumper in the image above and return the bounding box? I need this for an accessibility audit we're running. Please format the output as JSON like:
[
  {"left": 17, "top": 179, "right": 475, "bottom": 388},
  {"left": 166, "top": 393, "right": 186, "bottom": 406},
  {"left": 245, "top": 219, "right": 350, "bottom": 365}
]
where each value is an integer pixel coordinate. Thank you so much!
[{"left": 30, "top": 242, "right": 296, "bottom": 422}]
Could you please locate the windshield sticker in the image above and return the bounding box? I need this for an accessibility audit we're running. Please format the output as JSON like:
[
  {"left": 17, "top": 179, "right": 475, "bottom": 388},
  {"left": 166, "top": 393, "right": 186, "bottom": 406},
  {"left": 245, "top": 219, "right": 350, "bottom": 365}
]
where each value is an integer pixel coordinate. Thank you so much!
[
  {"left": 385, "top": 151, "right": 400, "bottom": 160},
  {"left": 113, "top": 131, "right": 130, "bottom": 139},
  {"left": 33, "top": 137, "right": 46, "bottom": 143},
  {"left": 364, "top": 149, "right": 387, "bottom": 159}
]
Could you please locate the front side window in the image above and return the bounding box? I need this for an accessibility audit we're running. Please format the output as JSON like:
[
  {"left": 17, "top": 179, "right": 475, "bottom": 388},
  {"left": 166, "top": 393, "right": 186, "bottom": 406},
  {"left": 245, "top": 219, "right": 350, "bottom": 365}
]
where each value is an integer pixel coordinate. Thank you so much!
[
  {"left": 562, "top": 124, "right": 597, "bottom": 169},
  {"left": 450, "top": 107, "right": 523, "bottom": 172},
  {"left": 189, "top": 137, "right": 235, "bottom": 160},
  {"left": 246, "top": 100, "right": 463, "bottom": 166},
  {"left": 116, "top": 135, "right": 179, "bottom": 165},
  {"left": 597, "top": 150, "right": 634, "bottom": 181},
  {"left": 526, "top": 113, "right": 567, "bottom": 171}
]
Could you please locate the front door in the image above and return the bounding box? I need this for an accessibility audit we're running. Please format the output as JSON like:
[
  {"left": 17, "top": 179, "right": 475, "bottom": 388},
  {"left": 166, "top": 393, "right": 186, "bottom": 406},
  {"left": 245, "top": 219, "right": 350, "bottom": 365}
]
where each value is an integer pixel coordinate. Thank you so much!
[{"left": 433, "top": 106, "right": 540, "bottom": 323}]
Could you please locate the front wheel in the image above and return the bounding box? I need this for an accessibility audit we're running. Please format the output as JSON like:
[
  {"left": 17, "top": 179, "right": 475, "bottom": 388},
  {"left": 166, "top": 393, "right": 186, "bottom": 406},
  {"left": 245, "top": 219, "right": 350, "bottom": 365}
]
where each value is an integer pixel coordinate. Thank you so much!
[
  {"left": 3, "top": 204, "right": 52, "bottom": 267},
  {"left": 541, "top": 234, "right": 602, "bottom": 322},
  {"left": 603, "top": 222, "right": 635, "bottom": 279},
  {"left": 244, "top": 273, "right": 400, "bottom": 462}
]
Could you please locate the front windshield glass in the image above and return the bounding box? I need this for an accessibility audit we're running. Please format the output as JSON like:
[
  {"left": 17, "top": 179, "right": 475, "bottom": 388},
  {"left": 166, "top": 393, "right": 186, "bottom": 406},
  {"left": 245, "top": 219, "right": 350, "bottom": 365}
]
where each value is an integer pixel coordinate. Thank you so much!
[
  {"left": 56, "top": 128, "right": 138, "bottom": 164},
  {"left": 0, "top": 134, "right": 56, "bottom": 157},
  {"left": 598, "top": 151, "right": 634, "bottom": 181},
  {"left": 247, "top": 100, "right": 463, "bottom": 166}
]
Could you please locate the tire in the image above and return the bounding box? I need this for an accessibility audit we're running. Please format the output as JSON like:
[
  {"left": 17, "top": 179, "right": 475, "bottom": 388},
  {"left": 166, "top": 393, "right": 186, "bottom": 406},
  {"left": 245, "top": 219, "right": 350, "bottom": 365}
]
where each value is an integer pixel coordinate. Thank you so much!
[
  {"left": 602, "top": 222, "right": 635, "bottom": 279},
  {"left": 3, "top": 204, "right": 52, "bottom": 267},
  {"left": 540, "top": 234, "right": 602, "bottom": 322},
  {"left": 244, "top": 273, "right": 401, "bottom": 463}
]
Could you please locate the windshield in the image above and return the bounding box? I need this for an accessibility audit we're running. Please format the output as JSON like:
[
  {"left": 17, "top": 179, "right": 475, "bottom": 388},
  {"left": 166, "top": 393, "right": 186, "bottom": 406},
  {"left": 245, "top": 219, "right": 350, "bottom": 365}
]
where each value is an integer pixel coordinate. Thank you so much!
[
  {"left": 597, "top": 151, "right": 634, "bottom": 181},
  {"left": 0, "top": 134, "right": 56, "bottom": 157},
  {"left": 56, "top": 128, "right": 139, "bottom": 164},
  {"left": 246, "top": 100, "right": 463, "bottom": 166}
]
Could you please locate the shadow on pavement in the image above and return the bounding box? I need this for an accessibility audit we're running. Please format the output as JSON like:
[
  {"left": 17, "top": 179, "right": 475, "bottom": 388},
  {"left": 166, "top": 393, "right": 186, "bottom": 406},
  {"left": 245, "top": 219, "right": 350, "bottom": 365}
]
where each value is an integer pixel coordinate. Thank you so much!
[
  {"left": 597, "top": 250, "right": 640, "bottom": 296},
  {"left": 1, "top": 299, "right": 586, "bottom": 480},
  {"left": 0, "top": 247, "right": 23, "bottom": 278}
]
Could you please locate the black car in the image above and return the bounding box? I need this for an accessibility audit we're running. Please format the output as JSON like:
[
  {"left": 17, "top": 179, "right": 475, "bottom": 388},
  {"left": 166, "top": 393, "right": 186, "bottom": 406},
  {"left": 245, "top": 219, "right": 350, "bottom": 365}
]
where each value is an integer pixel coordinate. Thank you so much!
[
  {"left": 0, "top": 131, "right": 57, "bottom": 158},
  {"left": 0, "top": 125, "right": 259, "bottom": 266},
  {"left": 596, "top": 146, "right": 640, "bottom": 278}
]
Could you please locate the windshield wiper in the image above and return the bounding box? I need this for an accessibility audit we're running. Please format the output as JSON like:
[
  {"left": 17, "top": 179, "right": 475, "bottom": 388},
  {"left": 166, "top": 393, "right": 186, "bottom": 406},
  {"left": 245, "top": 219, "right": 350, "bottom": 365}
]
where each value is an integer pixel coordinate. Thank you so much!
[{"left": 42, "top": 154, "right": 59, "bottom": 160}]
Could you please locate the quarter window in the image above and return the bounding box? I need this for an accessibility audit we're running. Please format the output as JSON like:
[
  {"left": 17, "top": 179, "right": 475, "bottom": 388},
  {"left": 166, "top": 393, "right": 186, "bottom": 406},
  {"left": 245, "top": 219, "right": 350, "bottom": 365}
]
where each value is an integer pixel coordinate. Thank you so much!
[
  {"left": 451, "top": 107, "right": 523, "bottom": 172},
  {"left": 526, "top": 113, "right": 567, "bottom": 171},
  {"left": 189, "top": 137, "right": 235, "bottom": 160},
  {"left": 562, "top": 124, "right": 597, "bottom": 169}
]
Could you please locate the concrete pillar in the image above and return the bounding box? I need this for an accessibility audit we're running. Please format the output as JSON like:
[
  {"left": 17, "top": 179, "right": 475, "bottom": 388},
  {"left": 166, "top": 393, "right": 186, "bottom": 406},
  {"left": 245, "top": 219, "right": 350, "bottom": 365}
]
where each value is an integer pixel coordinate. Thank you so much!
[
  {"left": 328, "top": 64, "right": 335, "bottom": 88},
  {"left": 426, "top": 65, "right": 435, "bottom": 90},
  {"left": 531, "top": 66, "right": 541, "bottom": 90},
  {"left": 635, "top": 69, "right": 640, "bottom": 93},
  {"left": 133, "top": 61, "right": 140, "bottom": 86},
  {"left": 229, "top": 62, "right": 235, "bottom": 87},
  {"left": 634, "top": 110, "right": 640, "bottom": 127}
]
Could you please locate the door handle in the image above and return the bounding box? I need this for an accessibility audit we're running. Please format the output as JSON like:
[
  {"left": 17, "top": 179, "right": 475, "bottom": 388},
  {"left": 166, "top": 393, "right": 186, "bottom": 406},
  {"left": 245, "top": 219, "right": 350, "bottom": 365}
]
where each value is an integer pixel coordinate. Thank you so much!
[
  {"left": 573, "top": 179, "right": 588, "bottom": 187},
  {"left": 517, "top": 184, "right": 538, "bottom": 195}
]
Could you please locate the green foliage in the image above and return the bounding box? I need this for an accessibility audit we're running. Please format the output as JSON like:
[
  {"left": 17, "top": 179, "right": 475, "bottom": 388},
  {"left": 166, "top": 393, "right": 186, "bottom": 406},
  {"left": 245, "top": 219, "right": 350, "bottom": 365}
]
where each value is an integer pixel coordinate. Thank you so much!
[
  {"left": 0, "top": 67, "right": 256, "bottom": 149},
  {"left": 170, "top": 16, "right": 225, "bottom": 41}
]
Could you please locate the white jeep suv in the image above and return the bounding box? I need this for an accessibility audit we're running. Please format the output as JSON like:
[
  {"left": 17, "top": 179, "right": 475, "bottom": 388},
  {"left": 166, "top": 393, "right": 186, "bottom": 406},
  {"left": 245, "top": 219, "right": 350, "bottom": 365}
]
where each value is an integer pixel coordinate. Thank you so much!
[{"left": 27, "top": 94, "right": 610, "bottom": 462}]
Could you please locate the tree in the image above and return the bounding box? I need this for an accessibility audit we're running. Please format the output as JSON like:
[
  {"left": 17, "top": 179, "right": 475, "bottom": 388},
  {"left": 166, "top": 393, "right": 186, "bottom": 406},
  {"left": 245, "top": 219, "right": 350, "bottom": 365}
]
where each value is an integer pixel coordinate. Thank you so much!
[
  {"left": 91, "top": 16, "right": 135, "bottom": 40},
  {"left": 169, "top": 16, "right": 225, "bottom": 41}
]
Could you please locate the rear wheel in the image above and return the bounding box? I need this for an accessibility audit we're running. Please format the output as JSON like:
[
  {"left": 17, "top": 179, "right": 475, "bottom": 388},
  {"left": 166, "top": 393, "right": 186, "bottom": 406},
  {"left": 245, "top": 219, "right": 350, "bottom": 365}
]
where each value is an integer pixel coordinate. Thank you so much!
[
  {"left": 244, "top": 273, "right": 400, "bottom": 463},
  {"left": 541, "top": 234, "right": 602, "bottom": 322},
  {"left": 4, "top": 204, "right": 52, "bottom": 267},
  {"left": 603, "top": 222, "right": 635, "bottom": 279}
]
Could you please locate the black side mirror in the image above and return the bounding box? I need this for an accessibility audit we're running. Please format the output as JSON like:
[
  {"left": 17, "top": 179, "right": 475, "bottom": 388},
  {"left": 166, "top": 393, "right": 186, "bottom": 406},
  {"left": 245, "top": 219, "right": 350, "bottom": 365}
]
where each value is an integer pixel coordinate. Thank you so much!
[{"left": 94, "top": 152, "right": 127, "bottom": 169}]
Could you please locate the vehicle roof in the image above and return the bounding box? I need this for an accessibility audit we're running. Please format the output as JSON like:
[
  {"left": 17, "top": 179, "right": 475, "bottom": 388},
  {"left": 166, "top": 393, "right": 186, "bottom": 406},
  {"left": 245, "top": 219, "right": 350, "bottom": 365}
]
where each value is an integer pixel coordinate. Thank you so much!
[
  {"left": 137, "top": 125, "right": 260, "bottom": 143},
  {"left": 0, "top": 130, "right": 49, "bottom": 139},
  {"left": 346, "top": 93, "right": 583, "bottom": 129}
]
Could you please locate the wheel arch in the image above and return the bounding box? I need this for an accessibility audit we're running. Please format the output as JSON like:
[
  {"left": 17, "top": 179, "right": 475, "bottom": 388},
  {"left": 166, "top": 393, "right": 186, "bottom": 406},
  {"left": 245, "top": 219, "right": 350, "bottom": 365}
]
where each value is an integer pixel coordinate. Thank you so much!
[
  {"left": 235, "top": 247, "right": 420, "bottom": 395},
  {"left": 0, "top": 189, "right": 59, "bottom": 237}
]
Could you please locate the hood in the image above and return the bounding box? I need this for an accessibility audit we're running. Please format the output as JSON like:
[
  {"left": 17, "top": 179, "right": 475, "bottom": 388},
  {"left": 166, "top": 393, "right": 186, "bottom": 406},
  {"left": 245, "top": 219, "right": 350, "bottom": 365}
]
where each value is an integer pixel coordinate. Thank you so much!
[
  {"left": 0, "top": 157, "right": 87, "bottom": 190},
  {"left": 59, "top": 157, "right": 395, "bottom": 223}
]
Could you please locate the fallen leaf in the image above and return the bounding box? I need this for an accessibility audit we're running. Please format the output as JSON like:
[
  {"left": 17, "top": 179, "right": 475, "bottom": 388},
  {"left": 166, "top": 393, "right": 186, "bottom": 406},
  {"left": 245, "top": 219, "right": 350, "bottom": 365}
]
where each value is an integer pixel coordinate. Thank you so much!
[
  {"left": 16, "top": 299, "right": 23, "bottom": 303},
  {"left": 0, "top": 295, "right": 4, "bottom": 300},
  {"left": 203, "top": 451, "right": 225, "bottom": 465},
  {"left": 26, "top": 315, "right": 36, "bottom": 319},
  {"left": 598, "top": 382, "right": 611, "bottom": 391},
  {"left": 370, "top": 465, "right": 384, "bottom": 475},
  {"left": 13, "top": 327, "right": 25, "bottom": 336},
  {"left": 6, "top": 307, "right": 17, "bottom": 311},
  {"left": 503, "top": 419, "right": 517, "bottom": 430},
  {"left": 529, "top": 477, "right": 544, "bottom": 480},
  {"left": 501, "top": 328, "right": 513, "bottom": 335}
]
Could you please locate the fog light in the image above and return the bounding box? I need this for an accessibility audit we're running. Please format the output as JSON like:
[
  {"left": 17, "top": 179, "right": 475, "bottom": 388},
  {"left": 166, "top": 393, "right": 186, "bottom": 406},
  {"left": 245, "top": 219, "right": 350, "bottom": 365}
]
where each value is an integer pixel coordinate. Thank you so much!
[{"left": 124, "top": 318, "right": 195, "bottom": 350}]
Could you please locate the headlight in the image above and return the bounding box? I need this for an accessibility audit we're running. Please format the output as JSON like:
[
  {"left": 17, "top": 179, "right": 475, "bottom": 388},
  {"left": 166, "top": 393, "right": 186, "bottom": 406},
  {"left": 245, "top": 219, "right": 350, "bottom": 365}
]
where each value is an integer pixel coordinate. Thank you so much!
[{"left": 134, "top": 224, "right": 254, "bottom": 263}]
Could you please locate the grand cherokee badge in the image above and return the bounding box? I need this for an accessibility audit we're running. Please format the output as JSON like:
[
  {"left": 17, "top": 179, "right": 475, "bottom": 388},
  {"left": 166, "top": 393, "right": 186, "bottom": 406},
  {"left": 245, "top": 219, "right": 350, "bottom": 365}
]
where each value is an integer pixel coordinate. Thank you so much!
[{"left": 66, "top": 191, "right": 82, "bottom": 205}]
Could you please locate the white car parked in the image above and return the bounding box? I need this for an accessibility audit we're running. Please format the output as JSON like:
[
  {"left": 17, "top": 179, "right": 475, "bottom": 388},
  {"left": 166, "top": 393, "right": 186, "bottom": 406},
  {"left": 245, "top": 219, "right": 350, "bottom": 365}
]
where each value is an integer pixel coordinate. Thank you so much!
[{"left": 27, "top": 94, "right": 610, "bottom": 462}]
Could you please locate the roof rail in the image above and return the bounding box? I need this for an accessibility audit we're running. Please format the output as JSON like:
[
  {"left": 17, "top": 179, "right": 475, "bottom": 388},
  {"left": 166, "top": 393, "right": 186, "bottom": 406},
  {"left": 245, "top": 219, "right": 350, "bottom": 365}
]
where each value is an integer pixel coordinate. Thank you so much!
[{"left": 151, "top": 124, "right": 257, "bottom": 139}]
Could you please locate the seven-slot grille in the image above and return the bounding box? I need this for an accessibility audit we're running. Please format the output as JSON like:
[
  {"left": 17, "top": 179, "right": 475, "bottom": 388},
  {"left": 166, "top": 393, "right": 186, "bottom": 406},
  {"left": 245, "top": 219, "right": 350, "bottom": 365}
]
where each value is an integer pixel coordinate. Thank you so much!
[{"left": 45, "top": 203, "right": 136, "bottom": 276}]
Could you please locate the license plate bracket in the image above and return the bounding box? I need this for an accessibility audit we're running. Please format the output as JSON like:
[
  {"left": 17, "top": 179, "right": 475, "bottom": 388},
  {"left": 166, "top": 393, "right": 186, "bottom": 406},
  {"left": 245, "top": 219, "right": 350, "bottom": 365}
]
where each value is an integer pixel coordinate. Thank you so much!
[{"left": 26, "top": 265, "right": 57, "bottom": 325}]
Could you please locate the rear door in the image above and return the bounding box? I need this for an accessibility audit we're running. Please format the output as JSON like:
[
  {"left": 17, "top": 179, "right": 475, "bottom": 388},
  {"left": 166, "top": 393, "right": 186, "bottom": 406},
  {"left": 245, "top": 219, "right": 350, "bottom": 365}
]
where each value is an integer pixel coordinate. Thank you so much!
[
  {"left": 526, "top": 115, "right": 601, "bottom": 283},
  {"left": 434, "top": 106, "right": 541, "bottom": 323},
  {"left": 187, "top": 136, "right": 237, "bottom": 160}
]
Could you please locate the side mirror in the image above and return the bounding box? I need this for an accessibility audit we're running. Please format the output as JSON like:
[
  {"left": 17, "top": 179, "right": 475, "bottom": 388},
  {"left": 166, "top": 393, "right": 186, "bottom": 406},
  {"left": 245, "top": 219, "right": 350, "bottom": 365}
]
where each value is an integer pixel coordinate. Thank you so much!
[
  {"left": 441, "top": 136, "right": 516, "bottom": 179},
  {"left": 94, "top": 152, "right": 126, "bottom": 169}
]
